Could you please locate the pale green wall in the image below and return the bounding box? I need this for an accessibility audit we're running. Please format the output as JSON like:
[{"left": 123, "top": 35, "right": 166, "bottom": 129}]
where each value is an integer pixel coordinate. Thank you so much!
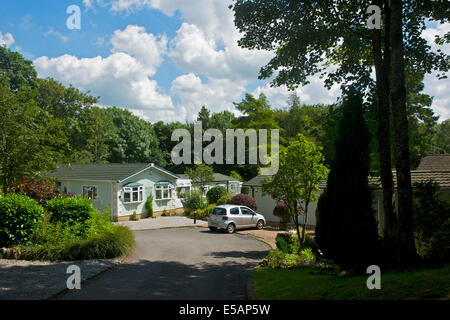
[
  {"left": 117, "top": 167, "right": 179, "bottom": 217},
  {"left": 59, "top": 180, "right": 115, "bottom": 216}
]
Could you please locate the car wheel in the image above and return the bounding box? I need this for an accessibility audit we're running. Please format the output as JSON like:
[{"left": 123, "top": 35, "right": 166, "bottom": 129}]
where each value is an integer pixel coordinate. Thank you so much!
[
  {"left": 226, "top": 223, "right": 236, "bottom": 234},
  {"left": 209, "top": 227, "right": 217, "bottom": 232},
  {"left": 256, "top": 220, "right": 265, "bottom": 230}
]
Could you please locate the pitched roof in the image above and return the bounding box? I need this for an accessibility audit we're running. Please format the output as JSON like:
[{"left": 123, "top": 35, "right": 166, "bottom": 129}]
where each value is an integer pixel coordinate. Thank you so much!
[
  {"left": 48, "top": 163, "right": 179, "bottom": 182},
  {"left": 178, "top": 173, "right": 240, "bottom": 183},
  {"left": 244, "top": 175, "right": 327, "bottom": 189},
  {"left": 417, "top": 155, "right": 450, "bottom": 171},
  {"left": 369, "top": 171, "right": 450, "bottom": 189},
  {"left": 245, "top": 171, "right": 450, "bottom": 190}
]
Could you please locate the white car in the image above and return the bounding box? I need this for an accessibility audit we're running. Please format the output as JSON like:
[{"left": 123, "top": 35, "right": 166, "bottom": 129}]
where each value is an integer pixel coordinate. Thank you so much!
[{"left": 208, "top": 204, "right": 266, "bottom": 234}]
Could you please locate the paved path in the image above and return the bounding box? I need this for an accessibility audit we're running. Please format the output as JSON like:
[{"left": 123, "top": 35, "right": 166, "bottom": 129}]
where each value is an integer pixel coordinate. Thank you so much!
[
  {"left": 56, "top": 227, "right": 270, "bottom": 300},
  {"left": 0, "top": 259, "right": 119, "bottom": 300},
  {"left": 116, "top": 216, "right": 207, "bottom": 231}
]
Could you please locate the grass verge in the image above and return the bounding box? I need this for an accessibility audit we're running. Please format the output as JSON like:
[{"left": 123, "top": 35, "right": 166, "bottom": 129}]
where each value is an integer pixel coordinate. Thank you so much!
[{"left": 252, "top": 264, "right": 450, "bottom": 300}]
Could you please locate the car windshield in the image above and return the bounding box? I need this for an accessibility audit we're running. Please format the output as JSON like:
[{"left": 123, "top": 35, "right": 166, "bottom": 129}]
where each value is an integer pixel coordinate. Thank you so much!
[{"left": 211, "top": 208, "right": 227, "bottom": 216}]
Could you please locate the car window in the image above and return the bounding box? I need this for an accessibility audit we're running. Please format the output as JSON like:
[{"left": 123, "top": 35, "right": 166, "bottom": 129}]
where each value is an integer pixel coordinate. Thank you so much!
[
  {"left": 230, "top": 207, "right": 240, "bottom": 215},
  {"left": 241, "top": 208, "right": 254, "bottom": 215},
  {"left": 211, "top": 208, "right": 227, "bottom": 216}
]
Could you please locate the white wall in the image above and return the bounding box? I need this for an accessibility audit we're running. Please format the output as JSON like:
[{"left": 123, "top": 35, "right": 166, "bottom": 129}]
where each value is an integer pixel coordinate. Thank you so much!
[{"left": 252, "top": 187, "right": 321, "bottom": 226}]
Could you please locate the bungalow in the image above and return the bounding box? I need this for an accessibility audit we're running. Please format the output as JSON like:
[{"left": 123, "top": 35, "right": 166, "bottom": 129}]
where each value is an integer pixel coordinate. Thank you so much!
[
  {"left": 49, "top": 163, "right": 186, "bottom": 221},
  {"left": 178, "top": 173, "right": 242, "bottom": 197},
  {"left": 243, "top": 155, "right": 450, "bottom": 230}
]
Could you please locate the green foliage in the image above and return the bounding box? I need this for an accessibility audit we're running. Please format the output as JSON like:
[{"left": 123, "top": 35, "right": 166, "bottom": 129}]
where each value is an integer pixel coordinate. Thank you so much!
[
  {"left": 206, "top": 186, "right": 228, "bottom": 204},
  {"left": 432, "top": 119, "right": 450, "bottom": 154},
  {"left": 276, "top": 233, "right": 319, "bottom": 255},
  {"left": 0, "top": 46, "right": 38, "bottom": 90},
  {"left": 412, "top": 180, "right": 450, "bottom": 262},
  {"left": 0, "top": 193, "right": 44, "bottom": 247},
  {"left": 217, "top": 194, "right": 232, "bottom": 205},
  {"left": 45, "top": 196, "right": 96, "bottom": 235},
  {"left": 300, "top": 248, "right": 316, "bottom": 263},
  {"left": 20, "top": 225, "right": 135, "bottom": 261},
  {"left": 182, "top": 189, "right": 207, "bottom": 216},
  {"left": 105, "top": 107, "right": 165, "bottom": 165},
  {"left": 229, "top": 171, "right": 243, "bottom": 182},
  {"left": 262, "top": 133, "right": 328, "bottom": 247},
  {"left": 145, "top": 196, "right": 154, "bottom": 218},
  {"left": 315, "top": 91, "right": 380, "bottom": 271},
  {"left": 189, "top": 203, "right": 216, "bottom": 220},
  {"left": 185, "top": 164, "right": 214, "bottom": 187},
  {"left": 240, "top": 186, "right": 250, "bottom": 195},
  {"left": 0, "top": 76, "right": 67, "bottom": 193},
  {"left": 264, "top": 249, "right": 313, "bottom": 269}
]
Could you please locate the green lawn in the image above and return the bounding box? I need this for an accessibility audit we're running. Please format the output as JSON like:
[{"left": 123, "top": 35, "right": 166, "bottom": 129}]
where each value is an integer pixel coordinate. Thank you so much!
[{"left": 252, "top": 265, "right": 450, "bottom": 300}]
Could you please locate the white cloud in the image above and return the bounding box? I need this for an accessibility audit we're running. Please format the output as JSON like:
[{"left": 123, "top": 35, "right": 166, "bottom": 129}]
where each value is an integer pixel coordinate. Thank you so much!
[
  {"left": 34, "top": 25, "right": 174, "bottom": 117},
  {"left": 421, "top": 22, "right": 450, "bottom": 121},
  {"left": 252, "top": 76, "right": 341, "bottom": 109},
  {"left": 44, "top": 28, "right": 68, "bottom": 43},
  {"left": 171, "top": 73, "right": 246, "bottom": 121},
  {"left": 0, "top": 31, "right": 15, "bottom": 47}
]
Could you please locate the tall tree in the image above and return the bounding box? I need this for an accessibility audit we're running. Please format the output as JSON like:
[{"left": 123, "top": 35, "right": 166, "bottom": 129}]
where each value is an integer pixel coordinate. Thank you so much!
[
  {"left": 389, "top": 0, "right": 418, "bottom": 263},
  {"left": 0, "top": 76, "right": 66, "bottom": 193},
  {"left": 315, "top": 91, "right": 380, "bottom": 271},
  {"left": 185, "top": 164, "right": 215, "bottom": 189},
  {"left": 231, "top": 0, "right": 448, "bottom": 263}
]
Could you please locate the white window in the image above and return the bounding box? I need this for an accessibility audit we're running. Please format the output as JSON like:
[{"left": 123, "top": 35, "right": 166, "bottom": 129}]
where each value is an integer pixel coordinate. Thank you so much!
[
  {"left": 123, "top": 186, "right": 144, "bottom": 204},
  {"left": 83, "top": 186, "right": 98, "bottom": 200},
  {"left": 155, "top": 184, "right": 173, "bottom": 200}
]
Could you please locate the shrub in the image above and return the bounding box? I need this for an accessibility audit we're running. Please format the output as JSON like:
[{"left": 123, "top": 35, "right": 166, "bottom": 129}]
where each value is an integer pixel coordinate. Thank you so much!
[
  {"left": 182, "top": 189, "right": 207, "bottom": 216},
  {"left": 189, "top": 203, "right": 216, "bottom": 220},
  {"left": 145, "top": 196, "right": 154, "bottom": 218},
  {"left": 276, "top": 233, "right": 319, "bottom": 255},
  {"left": 130, "top": 211, "right": 140, "bottom": 221},
  {"left": 217, "top": 194, "right": 232, "bottom": 205},
  {"left": 230, "top": 193, "right": 258, "bottom": 211},
  {"left": 413, "top": 180, "right": 450, "bottom": 262},
  {"left": 206, "top": 186, "right": 228, "bottom": 204},
  {"left": 273, "top": 202, "right": 291, "bottom": 229},
  {"left": 264, "top": 249, "right": 303, "bottom": 269},
  {"left": 300, "top": 247, "right": 316, "bottom": 262},
  {"left": 20, "top": 225, "right": 135, "bottom": 261},
  {"left": 0, "top": 193, "right": 44, "bottom": 247},
  {"left": 10, "top": 177, "right": 71, "bottom": 206},
  {"left": 45, "top": 196, "right": 96, "bottom": 235},
  {"left": 241, "top": 186, "right": 250, "bottom": 195}
]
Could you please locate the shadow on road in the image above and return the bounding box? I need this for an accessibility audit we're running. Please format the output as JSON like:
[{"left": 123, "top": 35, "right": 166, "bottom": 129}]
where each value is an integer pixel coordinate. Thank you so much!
[{"left": 55, "top": 258, "right": 262, "bottom": 300}]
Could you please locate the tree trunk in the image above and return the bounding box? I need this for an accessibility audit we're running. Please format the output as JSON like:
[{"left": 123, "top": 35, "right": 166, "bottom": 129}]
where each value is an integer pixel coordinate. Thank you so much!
[
  {"left": 389, "top": 0, "right": 418, "bottom": 264},
  {"left": 371, "top": 0, "right": 396, "bottom": 239},
  {"left": 293, "top": 203, "right": 302, "bottom": 248},
  {"left": 300, "top": 200, "right": 309, "bottom": 249}
]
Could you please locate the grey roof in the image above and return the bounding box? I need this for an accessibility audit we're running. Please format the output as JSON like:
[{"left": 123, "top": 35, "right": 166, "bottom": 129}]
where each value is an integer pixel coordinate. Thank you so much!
[
  {"left": 417, "top": 155, "right": 450, "bottom": 171},
  {"left": 179, "top": 173, "right": 240, "bottom": 182},
  {"left": 48, "top": 163, "right": 179, "bottom": 182},
  {"left": 244, "top": 174, "right": 328, "bottom": 189}
]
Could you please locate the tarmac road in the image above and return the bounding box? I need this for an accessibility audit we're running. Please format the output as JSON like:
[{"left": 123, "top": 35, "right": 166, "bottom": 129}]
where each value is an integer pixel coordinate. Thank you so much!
[{"left": 56, "top": 227, "right": 270, "bottom": 300}]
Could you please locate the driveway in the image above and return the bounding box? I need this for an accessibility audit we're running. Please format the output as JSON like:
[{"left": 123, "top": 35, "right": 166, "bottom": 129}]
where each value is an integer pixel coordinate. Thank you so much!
[
  {"left": 55, "top": 227, "right": 270, "bottom": 300},
  {"left": 116, "top": 216, "right": 207, "bottom": 231}
]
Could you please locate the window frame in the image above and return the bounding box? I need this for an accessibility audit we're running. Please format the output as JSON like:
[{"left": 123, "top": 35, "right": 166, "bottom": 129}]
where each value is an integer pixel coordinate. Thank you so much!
[
  {"left": 82, "top": 185, "right": 98, "bottom": 201},
  {"left": 122, "top": 186, "right": 144, "bottom": 204},
  {"left": 155, "top": 184, "right": 173, "bottom": 201}
]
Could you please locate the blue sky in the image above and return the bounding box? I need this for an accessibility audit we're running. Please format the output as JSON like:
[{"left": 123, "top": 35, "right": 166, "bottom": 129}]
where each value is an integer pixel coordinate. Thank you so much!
[{"left": 1, "top": 0, "right": 449, "bottom": 123}]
